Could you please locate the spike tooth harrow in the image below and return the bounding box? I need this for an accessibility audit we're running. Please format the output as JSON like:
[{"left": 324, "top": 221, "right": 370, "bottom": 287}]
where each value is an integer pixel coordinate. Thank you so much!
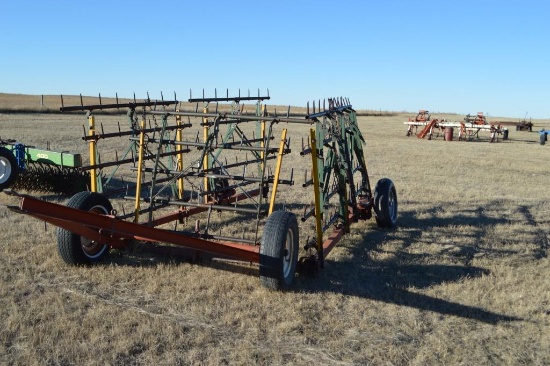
[
  {"left": 0, "top": 140, "right": 88, "bottom": 195},
  {"left": 3, "top": 91, "right": 398, "bottom": 290}
]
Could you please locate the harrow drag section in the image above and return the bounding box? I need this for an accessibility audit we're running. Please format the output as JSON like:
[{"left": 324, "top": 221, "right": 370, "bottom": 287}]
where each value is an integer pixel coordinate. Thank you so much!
[{"left": 3, "top": 90, "right": 398, "bottom": 290}]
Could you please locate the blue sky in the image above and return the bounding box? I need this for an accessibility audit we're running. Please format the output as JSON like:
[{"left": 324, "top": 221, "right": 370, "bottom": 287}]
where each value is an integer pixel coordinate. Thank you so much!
[{"left": 1, "top": 0, "right": 548, "bottom": 118}]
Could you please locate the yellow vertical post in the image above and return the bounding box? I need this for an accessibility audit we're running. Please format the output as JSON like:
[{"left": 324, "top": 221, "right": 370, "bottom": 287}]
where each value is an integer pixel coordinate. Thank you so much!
[
  {"left": 202, "top": 104, "right": 209, "bottom": 202},
  {"left": 134, "top": 120, "right": 146, "bottom": 223},
  {"left": 175, "top": 114, "right": 184, "bottom": 199},
  {"left": 310, "top": 128, "right": 324, "bottom": 268},
  {"left": 88, "top": 115, "right": 98, "bottom": 192},
  {"left": 268, "top": 129, "right": 287, "bottom": 215}
]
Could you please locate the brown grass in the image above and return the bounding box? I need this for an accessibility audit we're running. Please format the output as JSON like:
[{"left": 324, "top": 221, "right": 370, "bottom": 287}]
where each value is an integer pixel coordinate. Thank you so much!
[{"left": 1, "top": 94, "right": 550, "bottom": 365}]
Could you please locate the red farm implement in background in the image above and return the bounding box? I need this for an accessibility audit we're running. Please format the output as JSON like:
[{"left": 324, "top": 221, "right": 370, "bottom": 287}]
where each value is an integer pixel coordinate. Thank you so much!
[
  {"left": 404, "top": 111, "right": 508, "bottom": 142},
  {"left": 4, "top": 91, "right": 398, "bottom": 290}
]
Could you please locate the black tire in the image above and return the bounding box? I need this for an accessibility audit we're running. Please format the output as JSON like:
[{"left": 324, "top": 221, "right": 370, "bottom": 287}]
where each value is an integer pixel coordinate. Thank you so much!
[
  {"left": 57, "top": 191, "right": 112, "bottom": 265},
  {"left": 374, "top": 178, "right": 398, "bottom": 228},
  {"left": 541, "top": 133, "right": 546, "bottom": 145},
  {"left": 0, "top": 147, "right": 19, "bottom": 191},
  {"left": 260, "top": 211, "right": 299, "bottom": 290}
]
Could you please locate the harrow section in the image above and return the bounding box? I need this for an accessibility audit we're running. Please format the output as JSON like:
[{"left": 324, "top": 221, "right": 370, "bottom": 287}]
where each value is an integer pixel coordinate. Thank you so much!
[
  {"left": 5, "top": 91, "right": 398, "bottom": 290},
  {"left": 405, "top": 111, "right": 507, "bottom": 142},
  {"left": 0, "top": 140, "right": 88, "bottom": 195}
]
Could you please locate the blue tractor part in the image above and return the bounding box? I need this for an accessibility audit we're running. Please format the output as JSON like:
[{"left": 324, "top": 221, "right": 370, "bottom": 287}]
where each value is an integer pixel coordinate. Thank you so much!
[
  {"left": 539, "top": 130, "right": 548, "bottom": 145},
  {"left": 13, "top": 143, "right": 26, "bottom": 171}
]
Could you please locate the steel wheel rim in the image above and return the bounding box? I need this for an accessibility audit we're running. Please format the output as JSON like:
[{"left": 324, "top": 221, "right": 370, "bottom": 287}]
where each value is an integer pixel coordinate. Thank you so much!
[
  {"left": 283, "top": 227, "right": 295, "bottom": 278},
  {"left": 81, "top": 204, "right": 109, "bottom": 258},
  {"left": 0, "top": 157, "right": 12, "bottom": 184}
]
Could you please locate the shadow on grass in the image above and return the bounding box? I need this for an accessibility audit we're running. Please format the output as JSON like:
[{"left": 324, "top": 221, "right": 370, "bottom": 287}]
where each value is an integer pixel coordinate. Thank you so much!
[
  {"left": 103, "top": 201, "right": 527, "bottom": 325},
  {"left": 291, "top": 204, "right": 524, "bottom": 324}
]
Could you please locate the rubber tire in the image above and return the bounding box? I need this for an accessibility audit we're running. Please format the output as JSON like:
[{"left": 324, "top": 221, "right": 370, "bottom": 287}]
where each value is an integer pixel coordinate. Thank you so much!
[
  {"left": 260, "top": 211, "right": 299, "bottom": 290},
  {"left": 374, "top": 178, "right": 398, "bottom": 228},
  {"left": 57, "top": 191, "right": 112, "bottom": 265},
  {"left": 0, "top": 147, "right": 18, "bottom": 191}
]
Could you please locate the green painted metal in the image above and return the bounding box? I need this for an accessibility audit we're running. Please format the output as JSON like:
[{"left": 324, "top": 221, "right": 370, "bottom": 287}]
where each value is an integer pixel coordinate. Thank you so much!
[
  {"left": 24, "top": 147, "right": 82, "bottom": 168},
  {"left": 310, "top": 104, "right": 371, "bottom": 237}
]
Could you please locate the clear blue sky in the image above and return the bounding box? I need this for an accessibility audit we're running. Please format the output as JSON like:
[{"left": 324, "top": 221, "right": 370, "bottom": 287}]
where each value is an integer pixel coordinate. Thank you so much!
[{"left": 1, "top": 0, "right": 549, "bottom": 118}]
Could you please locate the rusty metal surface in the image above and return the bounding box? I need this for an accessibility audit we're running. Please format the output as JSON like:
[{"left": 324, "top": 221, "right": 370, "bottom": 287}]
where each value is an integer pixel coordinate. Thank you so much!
[{"left": 14, "top": 194, "right": 261, "bottom": 263}]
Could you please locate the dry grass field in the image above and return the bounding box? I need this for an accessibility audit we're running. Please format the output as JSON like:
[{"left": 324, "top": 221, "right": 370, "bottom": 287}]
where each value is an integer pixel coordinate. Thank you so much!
[{"left": 1, "top": 93, "right": 549, "bottom": 365}]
